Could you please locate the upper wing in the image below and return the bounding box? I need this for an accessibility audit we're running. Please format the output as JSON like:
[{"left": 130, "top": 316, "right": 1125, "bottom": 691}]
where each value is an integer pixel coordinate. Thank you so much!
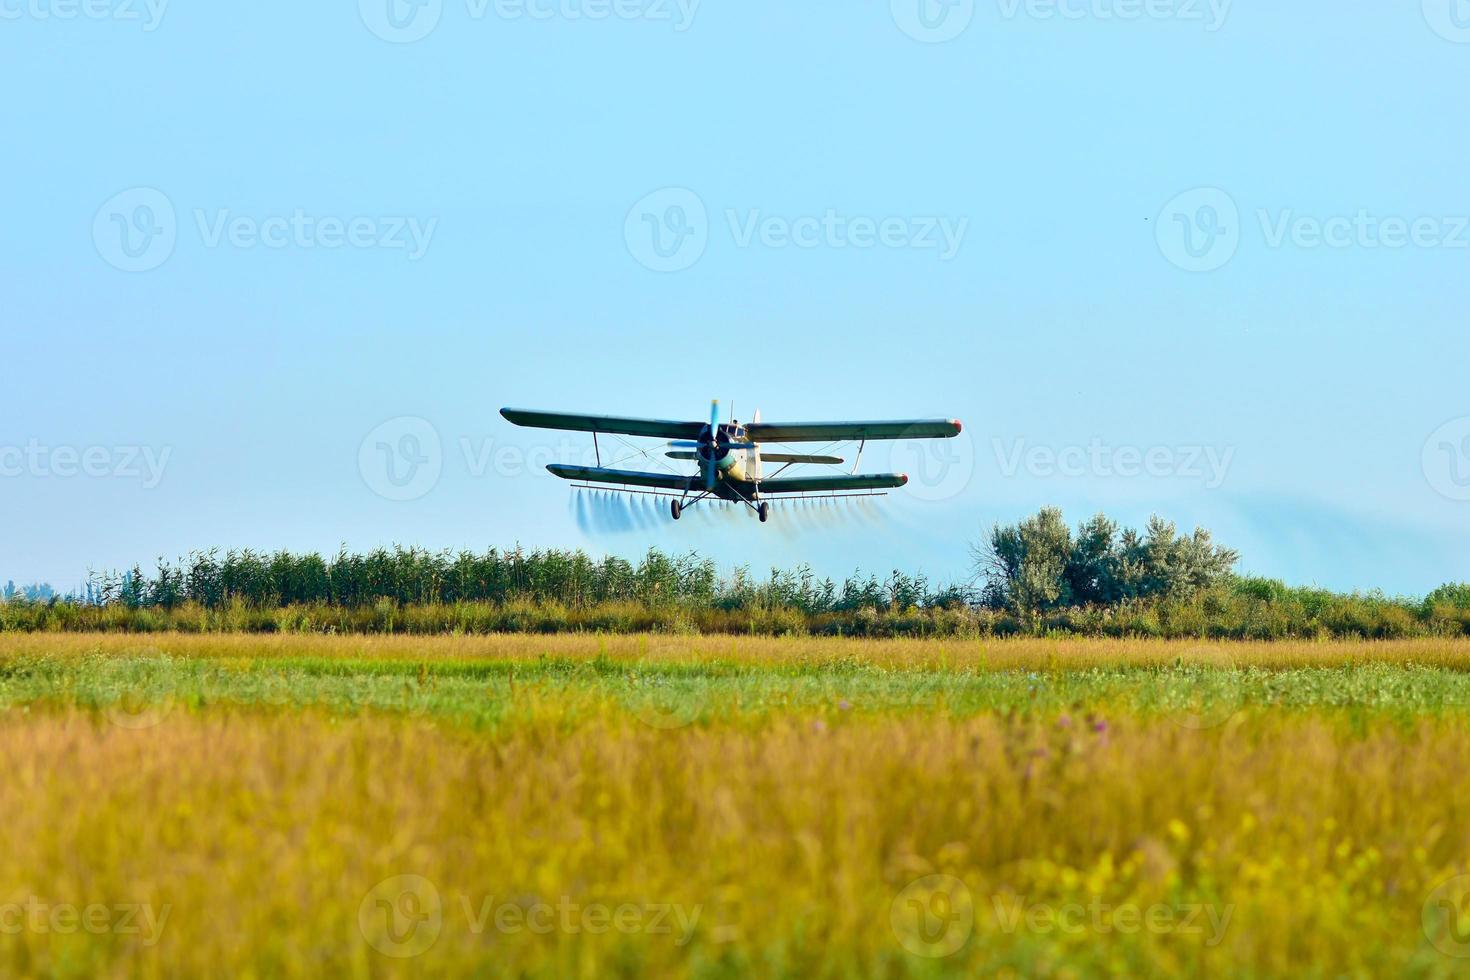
[
  {"left": 746, "top": 419, "right": 961, "bottom": 443},
  {"left": 546, "top": 464, "right": 694, "bottom": 491},
  {"left": 501, "top": 408, "right": 705, "bottom": 441},
  {"left": 756, "top": 473, "right": 908, "bottom": 494}
]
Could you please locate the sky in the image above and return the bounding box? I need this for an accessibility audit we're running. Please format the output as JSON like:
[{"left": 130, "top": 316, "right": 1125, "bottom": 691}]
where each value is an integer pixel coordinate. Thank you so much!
[{"left": 2, "top": 0, "right": 1469, "bottom": 595}]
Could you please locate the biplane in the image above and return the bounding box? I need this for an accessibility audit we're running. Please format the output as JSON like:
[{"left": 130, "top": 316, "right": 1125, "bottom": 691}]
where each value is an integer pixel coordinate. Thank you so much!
[{"left": 500, "top": 402, "right": 962, "bottom": 522}]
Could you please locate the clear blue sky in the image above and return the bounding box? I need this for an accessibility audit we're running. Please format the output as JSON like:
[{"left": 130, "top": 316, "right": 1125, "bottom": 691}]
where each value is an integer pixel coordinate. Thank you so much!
[{"left": 3, "top": 0, "right": 1469, "bottom": 595}]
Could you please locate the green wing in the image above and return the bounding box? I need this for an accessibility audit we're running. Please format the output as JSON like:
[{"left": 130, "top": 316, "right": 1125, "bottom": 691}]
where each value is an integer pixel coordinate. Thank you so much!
[
  {"left": 502, "top": 408, "right": 705, "bottom": 440},
  {"left": 667, "top": 451, "right": 844, "bottom": 465},
  {"left": 747, "top": 419, "right": 961, "bottom": 443},
  {"left": 756, "top": 473, "right": 908, "bottom": 494},
  {"left": 546, "top": 464, "right": 695, "bottom": 490}
]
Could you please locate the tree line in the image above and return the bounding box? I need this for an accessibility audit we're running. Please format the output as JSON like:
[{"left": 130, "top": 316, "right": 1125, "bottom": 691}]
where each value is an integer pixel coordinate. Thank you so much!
[
  {"left": 4, "top": 509, "right": 1468, "bottom": 638},
  {"left": 77, "top": 546, "right": 966, "bottom": 614}
]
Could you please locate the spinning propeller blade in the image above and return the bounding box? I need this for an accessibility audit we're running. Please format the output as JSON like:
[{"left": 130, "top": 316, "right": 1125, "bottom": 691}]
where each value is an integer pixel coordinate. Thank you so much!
[{"left": 706, "top": 399, "right": 719, "bottom": 490}]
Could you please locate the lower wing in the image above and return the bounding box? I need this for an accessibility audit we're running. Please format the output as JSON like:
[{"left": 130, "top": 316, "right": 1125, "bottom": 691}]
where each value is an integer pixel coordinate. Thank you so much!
[
  {"left": 756, "top": 473, "right": 908, "bottom": 494},
  {"left": 545, "top": 464, "right": 694, "bottom": 490}
]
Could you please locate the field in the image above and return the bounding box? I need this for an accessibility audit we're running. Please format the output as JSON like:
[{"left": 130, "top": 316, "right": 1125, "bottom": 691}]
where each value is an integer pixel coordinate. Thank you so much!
[{"left": 4, "top": 634, "right": 1470, "bottom": 977}]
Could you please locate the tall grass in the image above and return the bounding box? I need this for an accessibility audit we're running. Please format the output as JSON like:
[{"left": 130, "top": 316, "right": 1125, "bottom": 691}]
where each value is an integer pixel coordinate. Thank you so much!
[{"left": 4, "top": 706, "right": 1470, "bottom": 977}]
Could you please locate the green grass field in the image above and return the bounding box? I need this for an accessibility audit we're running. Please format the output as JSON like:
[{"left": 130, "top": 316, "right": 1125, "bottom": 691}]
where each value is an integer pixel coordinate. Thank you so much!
[{"left": 5, "top": 634, "right": 1470, "bottom": 977}]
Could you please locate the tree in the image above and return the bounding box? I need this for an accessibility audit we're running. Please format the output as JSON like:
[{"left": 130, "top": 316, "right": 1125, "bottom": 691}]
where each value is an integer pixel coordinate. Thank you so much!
[
  {"left": 974, "top": 506, "right": 1073, "bottom": 618},
  {"left": 975, "top": 508, "right": 1238, "bottom": 615}
]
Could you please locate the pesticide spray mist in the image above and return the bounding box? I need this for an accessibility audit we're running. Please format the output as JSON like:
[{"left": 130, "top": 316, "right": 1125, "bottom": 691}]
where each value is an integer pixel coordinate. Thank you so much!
[{"left": 571, "top": 488, "right": 887, "bottom": 538}]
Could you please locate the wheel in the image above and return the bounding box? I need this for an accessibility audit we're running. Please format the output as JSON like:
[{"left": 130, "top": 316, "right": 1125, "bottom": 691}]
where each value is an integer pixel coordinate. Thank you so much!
[
  {"left": 671, "top": 499, "right": 682, "bottom": 520},
  {"left": 757, "top": 501, "right": 769, "bottom": 523}
]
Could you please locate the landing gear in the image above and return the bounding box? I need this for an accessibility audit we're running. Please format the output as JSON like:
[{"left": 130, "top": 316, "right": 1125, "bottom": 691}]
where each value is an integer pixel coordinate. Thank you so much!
[
  {"left": 671, "top": 499, "right": 682, "bottom": 520},
  {"left": 757, "top": 501, "right": 769, "bottom": 523}
]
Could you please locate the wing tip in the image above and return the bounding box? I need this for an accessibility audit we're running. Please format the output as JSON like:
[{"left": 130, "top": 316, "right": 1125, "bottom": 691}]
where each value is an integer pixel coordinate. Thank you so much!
[{"left": 950, "top": 419, "right": 963, "bottom": 435}]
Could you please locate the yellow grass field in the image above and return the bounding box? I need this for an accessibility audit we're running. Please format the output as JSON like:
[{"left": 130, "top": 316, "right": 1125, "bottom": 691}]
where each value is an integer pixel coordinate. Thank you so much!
[{"left": 3, "top": 634, "right": 1470, "bottom": 977}]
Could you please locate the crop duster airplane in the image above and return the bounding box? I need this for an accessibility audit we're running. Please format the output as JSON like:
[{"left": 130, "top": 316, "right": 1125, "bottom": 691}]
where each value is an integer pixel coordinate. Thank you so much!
[{"left": 501, "top": 402, "right": 963, "bottom": 523}]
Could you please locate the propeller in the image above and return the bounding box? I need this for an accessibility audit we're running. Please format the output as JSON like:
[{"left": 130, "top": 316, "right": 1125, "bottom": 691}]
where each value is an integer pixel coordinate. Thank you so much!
[{"left": 706, "top": 398, "right": 719, "bottom": 490}]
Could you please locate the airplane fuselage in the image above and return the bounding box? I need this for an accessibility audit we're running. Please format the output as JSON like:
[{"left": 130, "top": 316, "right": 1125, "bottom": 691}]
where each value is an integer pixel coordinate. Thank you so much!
[{"left": 698, "top": 422, "right": 760, "bottom": 493}]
